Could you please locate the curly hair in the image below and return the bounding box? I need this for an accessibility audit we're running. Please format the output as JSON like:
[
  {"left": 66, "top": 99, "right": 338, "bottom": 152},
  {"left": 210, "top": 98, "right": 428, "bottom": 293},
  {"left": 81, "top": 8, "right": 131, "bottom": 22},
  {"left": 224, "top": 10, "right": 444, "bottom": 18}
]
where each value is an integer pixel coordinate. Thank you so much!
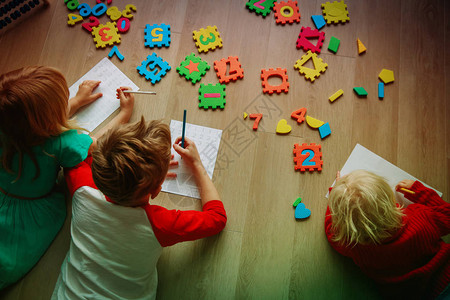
[
  {"left": 91, "top": 117, "right": 172, "bottom": 206},
  {"left": 328, "top": 170, "right": 405, "bottom": 246}
]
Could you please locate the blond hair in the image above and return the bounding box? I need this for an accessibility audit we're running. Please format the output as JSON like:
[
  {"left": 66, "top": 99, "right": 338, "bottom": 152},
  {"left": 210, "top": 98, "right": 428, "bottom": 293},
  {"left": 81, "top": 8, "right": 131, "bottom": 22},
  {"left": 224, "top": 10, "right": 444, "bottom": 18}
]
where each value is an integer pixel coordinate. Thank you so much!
[
  {"left": 328, "top": 170, "right": 404, "bottom": 246},
  {"left": 91, "top": 117, "right": 171, "bottom": 206},
  {"left": 0, "top": 66, "right": 78, "bottom": 180}
]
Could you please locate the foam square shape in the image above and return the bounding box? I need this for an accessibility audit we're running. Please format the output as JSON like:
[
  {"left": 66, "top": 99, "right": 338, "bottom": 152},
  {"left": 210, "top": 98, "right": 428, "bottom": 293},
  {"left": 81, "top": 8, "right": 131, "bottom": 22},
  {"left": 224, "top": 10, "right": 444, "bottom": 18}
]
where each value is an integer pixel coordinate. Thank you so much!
[
  {"left": 318, "top": 122, "right": 331, "bottom": 139},
  {"left": 176, "top": 53, "right": 210, "bottom": 84},
  {"left": 192, "top": 25, "right": 223, "bottom": 53},
  {"left": 274, "top": 1, "right": 301, "bottom": 25},
  {"left": 137, "top": 53, "right": 171, "bottom": 84},
  {"left": 199, "top": 83, "right": 226, "bottom": 110},
  {"left": 246, "top": 0, "right": 276, "bottom": 17},
  {"left": 144, "top": 23, "right": 171, "bottom": 48}
]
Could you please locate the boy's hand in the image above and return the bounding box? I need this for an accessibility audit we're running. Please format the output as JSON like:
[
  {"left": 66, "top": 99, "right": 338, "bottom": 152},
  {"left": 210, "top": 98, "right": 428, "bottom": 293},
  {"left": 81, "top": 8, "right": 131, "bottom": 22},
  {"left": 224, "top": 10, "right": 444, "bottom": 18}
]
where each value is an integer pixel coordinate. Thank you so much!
[
  {"left": 173, "top": 137, "right": 203, "bottom": 171},
  {"left": 335, "top": 171, "right": 341, "bottom": 182},
  {"left": 166, "top": 154, "right": 178, "bottom": 178},
  {"left": 395, "top": 180, "right": 415, "bottom": 192},
  {"left": 116, "top": 87, "right": 135, "bottom": 113}
]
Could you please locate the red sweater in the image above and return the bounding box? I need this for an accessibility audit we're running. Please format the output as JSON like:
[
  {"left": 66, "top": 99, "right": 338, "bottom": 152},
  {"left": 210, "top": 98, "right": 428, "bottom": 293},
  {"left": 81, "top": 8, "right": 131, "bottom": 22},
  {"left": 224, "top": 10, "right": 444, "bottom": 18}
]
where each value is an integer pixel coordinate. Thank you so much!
[{"left": 325, "top": 181, "right": 450, "bottom": 299}]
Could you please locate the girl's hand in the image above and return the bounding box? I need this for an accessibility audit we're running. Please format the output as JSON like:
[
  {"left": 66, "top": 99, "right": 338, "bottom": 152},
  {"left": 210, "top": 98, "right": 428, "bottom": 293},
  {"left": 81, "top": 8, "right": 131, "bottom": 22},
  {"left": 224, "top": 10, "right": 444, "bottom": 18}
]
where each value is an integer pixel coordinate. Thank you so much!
[
  {"left": 395, "top": 180, "right": 415, "bottom": 192},
  {"left": 68, "top": 80, "right": 102, "bottom": 116}
]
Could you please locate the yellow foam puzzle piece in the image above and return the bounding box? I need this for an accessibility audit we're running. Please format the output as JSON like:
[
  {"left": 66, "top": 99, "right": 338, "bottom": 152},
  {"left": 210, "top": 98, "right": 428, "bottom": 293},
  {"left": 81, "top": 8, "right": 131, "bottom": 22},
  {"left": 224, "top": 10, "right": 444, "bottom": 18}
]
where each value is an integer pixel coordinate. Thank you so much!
[
  {"left": 92, "top": 22, "right": 121, "bottom": 48},
  {"left": 294, "top": 50, "right": 328, "bottom": 82},
  {"left": 321, "top": 1, "right": 350, "bottom": 24},
  {"left": 357, "top": 38, "right": 366, "bottom": 54},
  {"left": 378, "top": 69, "right": 395, "bottom": 84},
  {"left": 192, "top": 25, "right": 223, "bottom": 53},
  {"left": 276, "top": 119, "right": 292, "bottom": 134},
  {"left": 306, "top": 116, "right": 325, "bottom": 128}
]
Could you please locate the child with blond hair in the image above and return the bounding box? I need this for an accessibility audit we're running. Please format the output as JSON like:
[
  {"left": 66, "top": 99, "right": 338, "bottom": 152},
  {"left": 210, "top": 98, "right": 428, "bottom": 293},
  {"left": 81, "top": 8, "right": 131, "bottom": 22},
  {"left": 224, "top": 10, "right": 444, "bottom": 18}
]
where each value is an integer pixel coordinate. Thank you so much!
[
  {"left": 325, "top": 170, "right": 450, "bottom": 299},
  {"left": 52, "top": 117, "right": 227, "bottom": 299},
  {"left": 0, "top": 66, "right": 134, "bottom": 289}
]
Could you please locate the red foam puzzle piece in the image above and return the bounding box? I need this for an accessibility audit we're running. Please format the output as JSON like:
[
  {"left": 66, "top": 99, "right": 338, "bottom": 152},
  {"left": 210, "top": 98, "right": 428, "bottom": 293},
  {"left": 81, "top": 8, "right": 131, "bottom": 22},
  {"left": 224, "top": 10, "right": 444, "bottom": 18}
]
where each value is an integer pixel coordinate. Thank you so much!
[
  {"left": 261, "top": 68, "right": 289, "bottom": 94},
  {"left": 293, "top": 143, "right": 323, "bottom": 172},
  {"left": 296, "top": 26, "right": 325, "bottom": 53},
  {"left": 213, "top": 56, "right": 244, "bottom": 84}
]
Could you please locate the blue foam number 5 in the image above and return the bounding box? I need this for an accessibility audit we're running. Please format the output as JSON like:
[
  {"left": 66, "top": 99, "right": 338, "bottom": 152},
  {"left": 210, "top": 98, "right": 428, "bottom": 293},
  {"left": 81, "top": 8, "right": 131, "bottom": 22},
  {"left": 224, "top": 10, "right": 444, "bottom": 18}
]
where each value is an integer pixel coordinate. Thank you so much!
[
  {"left": 200, "top": 33, "right": 216, "bottom": 45},
  {"left": 301, "top": 149, "right": 315, "bottom": 166}
]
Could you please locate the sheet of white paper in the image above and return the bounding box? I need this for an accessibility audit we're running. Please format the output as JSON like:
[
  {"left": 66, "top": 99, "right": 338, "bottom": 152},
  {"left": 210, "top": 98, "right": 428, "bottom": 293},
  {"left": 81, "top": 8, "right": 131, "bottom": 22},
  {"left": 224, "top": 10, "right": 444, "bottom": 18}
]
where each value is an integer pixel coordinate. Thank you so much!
[
  {"left": 325, "top": 144, "right": 442, "bottom": 204},
  {"left": 162, "top": 120, "right": 222, "bottom": 199},
  {"left": 69, "top": 58, "right": 139, "bottom": 132}
]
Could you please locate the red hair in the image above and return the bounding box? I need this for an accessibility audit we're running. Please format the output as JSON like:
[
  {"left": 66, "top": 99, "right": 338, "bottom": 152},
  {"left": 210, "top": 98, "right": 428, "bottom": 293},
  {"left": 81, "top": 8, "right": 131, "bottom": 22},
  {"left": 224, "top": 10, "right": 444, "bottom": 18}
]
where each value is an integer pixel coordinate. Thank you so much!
[{"left": 0, "top": 66, "right": 76, "bottom": 180}]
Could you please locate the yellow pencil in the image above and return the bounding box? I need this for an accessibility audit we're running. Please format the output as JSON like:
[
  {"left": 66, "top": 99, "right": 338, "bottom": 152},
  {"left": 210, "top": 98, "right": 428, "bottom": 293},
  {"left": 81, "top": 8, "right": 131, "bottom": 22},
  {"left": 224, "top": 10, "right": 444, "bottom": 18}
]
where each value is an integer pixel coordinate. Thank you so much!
[{"left": 400, "top": 188, "right": 415, "bottom": 195}]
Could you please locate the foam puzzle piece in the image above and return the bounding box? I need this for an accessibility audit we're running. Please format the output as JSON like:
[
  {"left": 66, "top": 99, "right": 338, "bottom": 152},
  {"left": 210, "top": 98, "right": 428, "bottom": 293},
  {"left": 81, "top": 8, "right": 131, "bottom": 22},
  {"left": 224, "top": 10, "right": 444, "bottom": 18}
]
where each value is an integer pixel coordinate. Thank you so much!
[
  {"left": 357, "top": 38, "right": 366, "bottom": 54},
  {"left": 214, "top": 56, "right": 244, "bottom": 84},
  {"left": 329, "top": 89, "right": 343, "bottom": 102},
  {"left": 176, "top": 53, "right": 210, "bottom": 84},
  {"left": 273, "top": 1, "right": 300, "bottom": 25},
  {"left": 108, "top": 45, "right": 124, "bottom": 61},
  {"left": 65, "top": 0, "right": 80, "bottom": 11},
  {"left": 67, "top": 13, "right": 83, "bottom": 26},
  {"left": 306, "top": 115, "right": 325, "bottom": 128},
  {"left": 293, "top": 143, "right": 323, "bottom": 172},
  {"left": 249, "top": 113, "right": 263, "bottom": 131},
  {"left": 91, "top": 22, "right": 121, "bottom": 48},
  {"left": 198, "top": 83, "right": 226, "bottom": 110},
  {"left": 378, "top": 69, "right": 394, "bottom": 84},
  {"left": 296, "top": 26, "right": 325, "bottom": 53},
  {"left": 378, "top": 82, "right": 385, "bottom": 99},
  {"left": 293, "top": 197, "right": 302, "bottom": 207},
  {"left": 294, "top": 50, "right": 328, "bottom": 82},
  {"left": 243, "top": 112, "right": 248, "bottom": 119},
  {"left": 261, "top": 68, "right": 289, "bottom": 94},
  {"left": 116, "top": 17, "right": 131, "bottom": 33},
  {"left": 192, "top": 25, "right": 222, "bottom": 53},
  {"left": 353, "top": 87, "right": 368, "bottom": 97},
  {"left": 321, "top": 1, "right": 350, "bottom": 24},
  {"left": 311, "top": 15, "right": 326, "bottom": 29},
  {"left": 291, "top": 107, "right": 306, "bottom": 124},
  {"left": 246, "top": 0, "right": 276, "bottom": 17},
  {"left": 328, "top": 36, "right": 340, "bottom": 53},
  {"left": 295, "top": 203, "right": 311, "bottom": 219},
  {"left": 318, "top": 122, "right": 331, "bottom": 139},
  {"left": 276, "top": 119, "right": 292, "bottom": 134},
  {"left": 144, "top": 23, "right": 171, "bottom": 48},
  {"left": 136, "top": 53, "right": 171, "bottom": 84}
]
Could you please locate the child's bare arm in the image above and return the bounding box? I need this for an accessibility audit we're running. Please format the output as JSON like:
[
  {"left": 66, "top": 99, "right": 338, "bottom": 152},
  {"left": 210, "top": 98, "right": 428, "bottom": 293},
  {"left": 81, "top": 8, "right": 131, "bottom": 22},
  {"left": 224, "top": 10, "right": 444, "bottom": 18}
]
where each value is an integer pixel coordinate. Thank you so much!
[
  {"left": 68, "top": 80, "right": 102, "bottom": 117},
  {"left": 173, "top": 137, "right": 221, "bottom": 206},
  {"left": 92, "top": 87, "right": 134, "bottom": 139}
]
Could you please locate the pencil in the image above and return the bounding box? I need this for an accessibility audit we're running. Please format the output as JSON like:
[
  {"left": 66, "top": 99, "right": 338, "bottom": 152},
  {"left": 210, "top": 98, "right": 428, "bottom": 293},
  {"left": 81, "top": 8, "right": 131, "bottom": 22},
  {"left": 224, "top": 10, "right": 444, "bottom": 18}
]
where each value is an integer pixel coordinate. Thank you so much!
[
  {"left": 400, "top": 188, "right": 415, "bottom": 195},
  {"left": 181, "top": 109, "right": 187, "bottom": 148},
  {"left": 123, "top": 90, "right": 156, "bottom": 95}
]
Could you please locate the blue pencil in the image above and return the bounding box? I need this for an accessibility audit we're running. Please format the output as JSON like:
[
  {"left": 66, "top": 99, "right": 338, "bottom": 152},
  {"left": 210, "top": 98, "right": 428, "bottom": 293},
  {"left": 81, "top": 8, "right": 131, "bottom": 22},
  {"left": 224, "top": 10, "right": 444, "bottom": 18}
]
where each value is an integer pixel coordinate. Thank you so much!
[{"left": 181, "top": 109, "right": 187, "bottom": 148}]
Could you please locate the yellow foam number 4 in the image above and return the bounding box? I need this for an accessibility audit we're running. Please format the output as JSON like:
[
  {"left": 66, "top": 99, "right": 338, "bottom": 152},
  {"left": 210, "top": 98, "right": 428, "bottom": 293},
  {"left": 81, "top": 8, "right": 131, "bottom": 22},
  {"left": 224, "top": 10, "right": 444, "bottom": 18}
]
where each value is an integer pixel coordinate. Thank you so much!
[
  {"left": 151, "top": 28, "right": 163, "bottom": 42},
  {"left": 67, "top": 13, "right": 83, "bottom": 26}
]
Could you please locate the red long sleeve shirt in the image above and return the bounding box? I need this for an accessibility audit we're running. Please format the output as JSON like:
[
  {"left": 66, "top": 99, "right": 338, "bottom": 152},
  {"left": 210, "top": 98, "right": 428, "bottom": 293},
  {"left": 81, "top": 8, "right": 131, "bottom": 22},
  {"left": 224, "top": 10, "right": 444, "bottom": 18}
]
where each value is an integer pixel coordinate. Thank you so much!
[{"left": 325, "top": 181, "right": 450, "bottom": 299}]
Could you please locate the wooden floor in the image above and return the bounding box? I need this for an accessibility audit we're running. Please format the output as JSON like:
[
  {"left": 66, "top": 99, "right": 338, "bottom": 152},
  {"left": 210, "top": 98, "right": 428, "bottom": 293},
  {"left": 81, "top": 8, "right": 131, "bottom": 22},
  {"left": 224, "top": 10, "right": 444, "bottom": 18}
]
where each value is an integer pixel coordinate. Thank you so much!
[{"left": 1, "top": 0, "right": 449, "bottom": 299}]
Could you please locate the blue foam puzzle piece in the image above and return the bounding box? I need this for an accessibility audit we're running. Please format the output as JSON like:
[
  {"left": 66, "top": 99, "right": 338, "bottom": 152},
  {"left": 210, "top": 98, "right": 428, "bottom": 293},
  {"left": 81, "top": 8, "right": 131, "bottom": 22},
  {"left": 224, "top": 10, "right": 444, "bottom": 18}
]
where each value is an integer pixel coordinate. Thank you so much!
[
  {"left": 108, "top": 45, "right": 124, "bottom": 61},
  {"left": 311, "top": 15, "right": 326, "bottom": 30},
  {"left": 378, "top": 82, "right": 385, "bottom": 99},
  {"left": 318, "top": 122, "right": 331, "bottom": 139},
  {"left": 144, "top": 23, "right": 171, "bottom": 48},
  {"left": 137, "top": 53, "right": 171, "bottom": 84},
  {"left": 295, "top": 203, "right": 311, "bottom": 219}
]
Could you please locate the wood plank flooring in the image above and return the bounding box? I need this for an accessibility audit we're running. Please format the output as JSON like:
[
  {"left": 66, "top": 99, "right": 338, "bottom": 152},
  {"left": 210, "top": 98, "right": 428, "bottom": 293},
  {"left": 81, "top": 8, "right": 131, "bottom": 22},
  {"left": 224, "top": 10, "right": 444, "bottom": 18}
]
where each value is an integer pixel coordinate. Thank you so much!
[{"left": 0, "top": 0, "right": 448, "bottom": 299}]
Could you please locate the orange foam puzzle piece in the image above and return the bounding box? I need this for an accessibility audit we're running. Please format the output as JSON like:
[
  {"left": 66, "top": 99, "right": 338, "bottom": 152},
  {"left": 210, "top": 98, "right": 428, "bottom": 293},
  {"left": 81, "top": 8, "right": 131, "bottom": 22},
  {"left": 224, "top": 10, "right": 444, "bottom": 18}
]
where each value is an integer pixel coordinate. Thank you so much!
[
  {"left": 214, "top": 56, "right": 244, "bottom": 84},
  {"left": 291, "top": 107, "right": 306, "bottom": 124},
  {"left": 293, "top": 143, "right": 323, "bottom": 172},
  {"left": 261, "top": 68, "right": 289, "bottom": 94}
]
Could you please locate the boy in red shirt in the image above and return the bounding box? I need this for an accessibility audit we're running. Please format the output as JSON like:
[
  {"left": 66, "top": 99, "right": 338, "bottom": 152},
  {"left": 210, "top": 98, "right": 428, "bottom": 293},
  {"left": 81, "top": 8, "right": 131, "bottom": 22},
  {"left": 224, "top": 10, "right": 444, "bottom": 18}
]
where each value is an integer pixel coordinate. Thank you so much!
[
  {"left": 325, "top": 170, "right": 449, "bottom": 299},
  {"left": 52, "top": 118, "right": 227, "bottom": 299}
]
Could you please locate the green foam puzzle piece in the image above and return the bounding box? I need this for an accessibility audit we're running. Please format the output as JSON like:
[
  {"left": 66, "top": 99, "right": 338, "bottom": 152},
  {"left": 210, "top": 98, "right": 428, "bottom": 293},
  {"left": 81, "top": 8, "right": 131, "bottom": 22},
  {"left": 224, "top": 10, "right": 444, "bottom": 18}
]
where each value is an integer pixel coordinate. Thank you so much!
[
  {"left": 198, "top": 83, "right": 226, "bottom": 110},
  {"left": 176, "top": 53, "right": 210, "bottom": 84}
]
